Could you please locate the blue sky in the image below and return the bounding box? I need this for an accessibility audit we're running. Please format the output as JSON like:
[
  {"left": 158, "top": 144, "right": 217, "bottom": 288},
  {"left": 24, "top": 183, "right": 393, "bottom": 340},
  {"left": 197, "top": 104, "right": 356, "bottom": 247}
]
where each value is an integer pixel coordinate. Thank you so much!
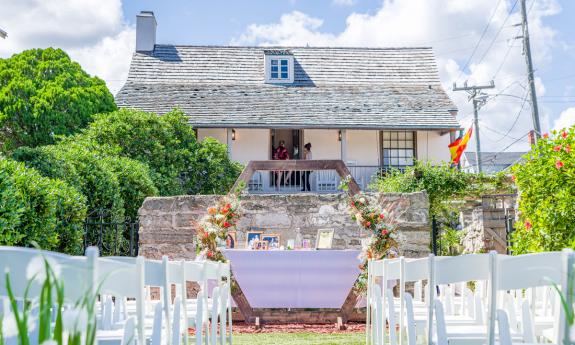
[{"left": 1, "top": 0, "right": 574, "bottom": 152}]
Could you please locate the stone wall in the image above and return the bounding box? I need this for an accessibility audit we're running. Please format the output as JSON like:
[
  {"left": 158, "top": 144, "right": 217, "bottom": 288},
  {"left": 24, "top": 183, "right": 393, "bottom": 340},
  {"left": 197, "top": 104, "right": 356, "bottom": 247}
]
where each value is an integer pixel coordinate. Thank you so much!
[{"left": 138, "top": 192, "right": 430, "bottom": 260}]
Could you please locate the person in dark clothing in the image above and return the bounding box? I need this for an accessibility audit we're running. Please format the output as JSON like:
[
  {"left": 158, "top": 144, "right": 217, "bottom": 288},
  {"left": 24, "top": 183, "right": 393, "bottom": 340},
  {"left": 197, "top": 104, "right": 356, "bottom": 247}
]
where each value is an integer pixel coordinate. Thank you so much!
[
  {"left": 301, "top": 142, "right": 312, "bottom": 191},
  {"left": 274, "top": 140, "right": 290, "bottom": 189}
]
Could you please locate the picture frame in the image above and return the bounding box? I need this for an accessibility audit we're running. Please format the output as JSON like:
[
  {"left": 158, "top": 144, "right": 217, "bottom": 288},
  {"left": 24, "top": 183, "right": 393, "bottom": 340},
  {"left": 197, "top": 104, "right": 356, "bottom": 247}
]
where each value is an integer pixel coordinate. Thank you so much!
[
  {"left": 315, "top": 228, "right": 334, "bottom": 250},
  {"left": 253, "top": 240, "right": 268, "bottom": 250},
  {"left": 262, "top": 234, "right": 281, "bottom": 249},
  {"left": 226, "top": 231, "right": 237, "bottom": 249},
  {"left": 246, "top": 231, "right": 264, "bottom": 249}
]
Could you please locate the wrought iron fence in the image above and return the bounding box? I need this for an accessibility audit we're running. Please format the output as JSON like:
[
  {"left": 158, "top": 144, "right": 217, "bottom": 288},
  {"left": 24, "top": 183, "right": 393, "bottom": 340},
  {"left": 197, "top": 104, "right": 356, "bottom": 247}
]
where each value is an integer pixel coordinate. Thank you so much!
[{"left": 83, "top": 209, "right": 139, "bottom": 256}]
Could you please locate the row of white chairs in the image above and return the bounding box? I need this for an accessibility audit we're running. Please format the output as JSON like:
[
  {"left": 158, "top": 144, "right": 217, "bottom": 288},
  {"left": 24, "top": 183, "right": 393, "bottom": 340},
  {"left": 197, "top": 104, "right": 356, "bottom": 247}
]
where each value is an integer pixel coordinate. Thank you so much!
[
  {"left": 366, "top": 249, "right": 574, "bottom": 345},
  {"left": 0, "top": 246, "right": 232, "bottom": 345}
]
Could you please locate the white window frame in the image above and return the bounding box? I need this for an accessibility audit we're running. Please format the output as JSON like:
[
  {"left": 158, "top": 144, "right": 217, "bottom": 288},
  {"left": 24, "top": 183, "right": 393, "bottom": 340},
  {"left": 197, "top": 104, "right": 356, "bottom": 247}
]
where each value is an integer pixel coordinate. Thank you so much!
[{"left": 264, "top": 55, "right": 294, "bottom": 84}]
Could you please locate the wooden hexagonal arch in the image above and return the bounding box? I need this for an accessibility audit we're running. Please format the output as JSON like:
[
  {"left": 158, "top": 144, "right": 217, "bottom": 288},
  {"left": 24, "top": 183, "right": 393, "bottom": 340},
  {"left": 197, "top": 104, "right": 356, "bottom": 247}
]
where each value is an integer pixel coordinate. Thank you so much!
[{"left": 232, "top": 159, "right": 362, "bottom": 195}]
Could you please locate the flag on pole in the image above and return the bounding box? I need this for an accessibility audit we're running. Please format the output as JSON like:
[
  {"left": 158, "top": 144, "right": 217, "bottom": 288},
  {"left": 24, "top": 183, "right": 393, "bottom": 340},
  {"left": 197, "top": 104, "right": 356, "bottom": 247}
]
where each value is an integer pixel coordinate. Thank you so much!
[{"left": 448, "top": 127, "right": 473, "bottom": 165}]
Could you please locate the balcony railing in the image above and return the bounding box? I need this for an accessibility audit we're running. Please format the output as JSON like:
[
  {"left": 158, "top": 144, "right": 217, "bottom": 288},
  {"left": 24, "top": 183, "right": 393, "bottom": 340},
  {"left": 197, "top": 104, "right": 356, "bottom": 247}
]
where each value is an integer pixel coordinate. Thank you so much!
[{"left": 247, "top": 165, "right": 384, "bottom": 194}]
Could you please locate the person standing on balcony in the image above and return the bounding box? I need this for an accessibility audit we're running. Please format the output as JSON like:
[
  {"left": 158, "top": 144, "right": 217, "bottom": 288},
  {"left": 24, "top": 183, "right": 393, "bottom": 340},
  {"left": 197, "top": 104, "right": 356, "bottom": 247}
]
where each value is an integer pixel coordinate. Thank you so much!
[
  {"left": 274, "top": 140, "right": 290, "bottom": 189},
  {"left": 301, "top": 142, "right": 312, "bottom": 191}
]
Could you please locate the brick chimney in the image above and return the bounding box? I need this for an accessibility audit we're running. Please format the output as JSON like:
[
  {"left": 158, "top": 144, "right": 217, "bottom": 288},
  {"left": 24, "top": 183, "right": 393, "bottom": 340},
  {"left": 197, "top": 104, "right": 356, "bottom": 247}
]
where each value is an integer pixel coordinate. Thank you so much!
[
  {"left": 528, "top": 130, "right": 536, "bottom": 145},
  {"left": 136, "top": 11, "right": 156, "bottom": 52}
]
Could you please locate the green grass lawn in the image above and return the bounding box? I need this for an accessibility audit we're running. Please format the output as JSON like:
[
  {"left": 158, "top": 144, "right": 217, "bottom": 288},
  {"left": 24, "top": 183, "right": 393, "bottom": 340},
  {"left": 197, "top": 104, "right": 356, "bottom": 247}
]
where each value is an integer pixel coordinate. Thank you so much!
[{"left": 232, "top": 332, "right": 364, "bottom": 345}]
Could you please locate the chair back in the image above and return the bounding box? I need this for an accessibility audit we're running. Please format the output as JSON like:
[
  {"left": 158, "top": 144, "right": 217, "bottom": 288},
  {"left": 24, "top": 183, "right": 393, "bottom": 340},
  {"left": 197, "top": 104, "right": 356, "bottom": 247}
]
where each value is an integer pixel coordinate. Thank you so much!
[
  {"left": 0, "top": 246, "right": 97, "bottom": 303},
  {"left": 433, "top": 253, "right": 492, "bottom": 285}
]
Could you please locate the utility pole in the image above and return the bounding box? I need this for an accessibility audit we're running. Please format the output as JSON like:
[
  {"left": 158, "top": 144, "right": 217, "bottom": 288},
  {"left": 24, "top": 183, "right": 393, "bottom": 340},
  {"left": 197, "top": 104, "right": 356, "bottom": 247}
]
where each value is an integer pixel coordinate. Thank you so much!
[
  {"left": 520, "top": 0, "right": 542, "bottom": 140},
  {"left": 453, "top": 81, "right": 495, "bottom": 173}
]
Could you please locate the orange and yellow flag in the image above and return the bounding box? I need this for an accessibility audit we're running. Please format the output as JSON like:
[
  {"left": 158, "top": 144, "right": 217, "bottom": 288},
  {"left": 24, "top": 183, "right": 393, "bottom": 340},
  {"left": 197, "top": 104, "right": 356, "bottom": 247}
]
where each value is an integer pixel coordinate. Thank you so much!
[{"left": 448, "top": 127, "right": 473, "bottom": 165}]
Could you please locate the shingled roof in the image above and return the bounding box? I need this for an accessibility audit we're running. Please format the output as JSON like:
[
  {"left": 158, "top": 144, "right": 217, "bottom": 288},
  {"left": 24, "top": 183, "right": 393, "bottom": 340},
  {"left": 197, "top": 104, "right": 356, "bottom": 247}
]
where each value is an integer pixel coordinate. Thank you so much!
[{"left": 116, "top": 45, "right": 459, "bottom": 130}]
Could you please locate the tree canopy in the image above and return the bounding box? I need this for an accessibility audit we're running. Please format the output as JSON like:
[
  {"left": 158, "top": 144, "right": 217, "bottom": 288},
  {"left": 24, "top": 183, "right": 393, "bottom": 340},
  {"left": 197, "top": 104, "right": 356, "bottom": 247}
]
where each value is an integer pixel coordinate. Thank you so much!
[
  {"left": 0, "top": 48, "right": 116, "bottom": 151},
  {"left": 76, "top": 108, "right": 243, "bottom": 196}
]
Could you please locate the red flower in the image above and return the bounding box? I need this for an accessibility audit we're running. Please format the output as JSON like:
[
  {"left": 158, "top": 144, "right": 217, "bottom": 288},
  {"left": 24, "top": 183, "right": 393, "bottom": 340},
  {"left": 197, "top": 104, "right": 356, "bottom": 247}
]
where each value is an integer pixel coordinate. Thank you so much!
[
  {"left": 223, "top": 221, "right": 231, "bottom": 228},
  {"left": 207, "top": 251, "right": 214, "bottom": 258},
  {"left": 229, "top": 213, "right": 235, "bottom": 218},
  {"left": 381, "top": 229, "right": 389, "bottom": 236},
  {"left": 379, "top": 213, "right": 385, "bottom": 219},
  {"left": 562, "top": 131, "right": 568, "bottom": 139},
  {"left": 556, "top": 160, "right": 564, "bottom": 169},
  {"left": 553, "top": 145, "right": 562, "bottom": 152},
  {"left": 524, "top": 221, "right": 532, "bottom": 230},
  {"left": 511, "top": 175, "right": 516, "bottom": 182},
  {"left": 365, "top": 221, "right": 371, "bottom": 227},
  {"left": 565, "top": 145, "right": 571, "bottom": 153},
  {"left": 543, "top": 133, "right": 549, "bottom": 139}
]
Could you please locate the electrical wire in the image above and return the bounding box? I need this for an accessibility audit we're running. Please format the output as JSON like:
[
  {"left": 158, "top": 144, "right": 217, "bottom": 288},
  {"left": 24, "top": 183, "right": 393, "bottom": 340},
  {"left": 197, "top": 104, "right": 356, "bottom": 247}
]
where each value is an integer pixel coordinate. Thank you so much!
[
  {"left": 455, "top": 0, "right": 505, "bottom": 82},
  {"left": 475, "top": 0, "right": 519, "bottom": 68}
]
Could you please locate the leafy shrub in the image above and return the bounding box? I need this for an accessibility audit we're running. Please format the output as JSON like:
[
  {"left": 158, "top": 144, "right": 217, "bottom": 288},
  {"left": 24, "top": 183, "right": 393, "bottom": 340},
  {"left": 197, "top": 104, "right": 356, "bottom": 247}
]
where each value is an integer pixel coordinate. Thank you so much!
[
  {"left": 0, "top": 48, "right": 116, "bottom": 151},
  {"left": 13, "top": 139, "right": 157, "bottom": 222},
  {"left": 0, "top": 157, "right": 87, "bottom": 253},
  {"left": 78, "top": 108, "right": 243, "bottom": 195},
  {"left": 511, "top": 127, "right": 575, "bottom": 253}
]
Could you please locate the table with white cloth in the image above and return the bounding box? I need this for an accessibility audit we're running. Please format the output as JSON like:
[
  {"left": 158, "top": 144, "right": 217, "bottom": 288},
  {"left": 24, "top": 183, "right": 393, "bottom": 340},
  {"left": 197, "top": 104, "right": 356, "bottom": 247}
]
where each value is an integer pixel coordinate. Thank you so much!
[{"left": 222, "top": 249, "right": 362, "bottom": 322}]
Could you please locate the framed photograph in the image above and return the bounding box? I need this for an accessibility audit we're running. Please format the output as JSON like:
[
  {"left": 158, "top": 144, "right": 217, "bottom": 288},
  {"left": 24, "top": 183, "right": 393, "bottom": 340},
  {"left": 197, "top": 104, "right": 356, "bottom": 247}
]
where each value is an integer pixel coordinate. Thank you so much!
[
  {"left": 226, "top": 231, "right": 237, "bottom": 249},
  {"left": 253, "top": 240, "right": 268, "bottom": 250},
  {"left": 246, "top": 231, "right": 263, "bottom": 249},
  {"left": 315, "top": 229, "right": 334, "bottom": 250},
  {"left": 262, "top": 234, "right": 281, "bottom": 249}
]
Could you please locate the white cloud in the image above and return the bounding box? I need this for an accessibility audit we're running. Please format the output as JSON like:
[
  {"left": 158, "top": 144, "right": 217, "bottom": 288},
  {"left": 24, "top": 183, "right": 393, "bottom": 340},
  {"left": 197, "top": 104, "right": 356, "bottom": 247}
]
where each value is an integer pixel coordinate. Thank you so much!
[
  {"left": 234, "top": 0, "right": 561, "bottom": 152},
  {"left": 553, "top": 107, "right": 575, "bottom": 131},
  {"left": 332, "top": 0, "right": 356, "bottom": 6},
  {"left": 0, "top": 0, "right": 133, "bottom": 95}
]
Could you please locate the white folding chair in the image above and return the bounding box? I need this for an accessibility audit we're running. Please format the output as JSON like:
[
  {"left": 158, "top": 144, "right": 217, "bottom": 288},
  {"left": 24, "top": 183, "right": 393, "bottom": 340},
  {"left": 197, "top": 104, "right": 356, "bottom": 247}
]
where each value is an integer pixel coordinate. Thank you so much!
[
  {"left": 430, "top": 252, "right": 503, "bottom": 345},
  {"left": 489, "top": 250, "right": 572, "bottom": 345}
]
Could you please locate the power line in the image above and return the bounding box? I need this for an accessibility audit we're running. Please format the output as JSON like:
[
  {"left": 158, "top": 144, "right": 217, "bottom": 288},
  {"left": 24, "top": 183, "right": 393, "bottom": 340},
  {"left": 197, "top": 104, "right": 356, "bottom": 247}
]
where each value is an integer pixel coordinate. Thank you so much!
[
  {"left": 475, "top": 0, "right": 519, "bottom": 68},
  {"left": 455, "top": 0, "right": 504, "bottom": 82},
  {"left": 453, "top": 81, "right": 496, "bottom": 173},
  {"left": 478, "top": 131, "right": 531, "bottom": 165}
]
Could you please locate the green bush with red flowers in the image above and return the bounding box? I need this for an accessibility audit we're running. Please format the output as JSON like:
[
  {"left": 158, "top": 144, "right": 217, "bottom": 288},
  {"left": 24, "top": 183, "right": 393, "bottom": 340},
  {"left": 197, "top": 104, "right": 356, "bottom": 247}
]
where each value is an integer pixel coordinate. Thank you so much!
[{"left": 511, "top": 127, "right": 575, "bottom": 253}]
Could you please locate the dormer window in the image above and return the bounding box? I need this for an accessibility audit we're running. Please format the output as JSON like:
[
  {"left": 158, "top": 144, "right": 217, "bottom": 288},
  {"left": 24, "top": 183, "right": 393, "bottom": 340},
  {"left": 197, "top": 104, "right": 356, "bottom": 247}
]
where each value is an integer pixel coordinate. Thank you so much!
[{"left": 264, "top": 51, "right": 294, "bottom": 84}]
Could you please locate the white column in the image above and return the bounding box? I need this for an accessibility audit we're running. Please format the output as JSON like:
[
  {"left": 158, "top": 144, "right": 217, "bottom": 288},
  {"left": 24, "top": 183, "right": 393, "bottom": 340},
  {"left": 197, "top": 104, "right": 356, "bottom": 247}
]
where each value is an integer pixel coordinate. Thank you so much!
[
  {"left": 340, "top": 129, "right": 347, "bottom": 163},
  {"left": 226, "top": 128, "right": 233, "bottom": 158}
]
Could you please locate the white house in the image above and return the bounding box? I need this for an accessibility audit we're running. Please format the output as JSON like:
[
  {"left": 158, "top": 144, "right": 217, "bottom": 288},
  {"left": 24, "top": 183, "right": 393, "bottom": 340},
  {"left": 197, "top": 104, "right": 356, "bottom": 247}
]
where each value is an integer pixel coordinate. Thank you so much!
[
  {"left": 116, "top": 11, "right": 461, "bottom": 192},
  {"left": 461, "top": 151, "right": 526, "bottom": 174}
]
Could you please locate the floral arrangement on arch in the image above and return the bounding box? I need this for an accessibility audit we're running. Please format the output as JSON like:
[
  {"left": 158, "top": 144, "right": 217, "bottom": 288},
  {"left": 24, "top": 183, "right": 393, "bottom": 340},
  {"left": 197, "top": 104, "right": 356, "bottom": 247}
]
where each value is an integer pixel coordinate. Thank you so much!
[
  {"left": 339, "top": 175, "right": 399, "bottom": 294},
  {"left": 195, "top": 192, "right": 242, "bottom": 263}
]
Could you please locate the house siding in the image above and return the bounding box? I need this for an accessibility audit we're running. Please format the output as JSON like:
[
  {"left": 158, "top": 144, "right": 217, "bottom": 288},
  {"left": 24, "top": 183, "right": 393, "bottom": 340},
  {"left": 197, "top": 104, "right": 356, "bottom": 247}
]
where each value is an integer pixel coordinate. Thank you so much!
[
  {"left": 416, "top": 131, "right": 452, "bottom": 164},
  {"left": 304, "top": 129, "right": 341, "bottom": 160},
  {"left": 231, "top": 128, "right": 270, "bottom": 164},
  {"left": 346, "top": 130, "right": 380, "bottom": 166}
]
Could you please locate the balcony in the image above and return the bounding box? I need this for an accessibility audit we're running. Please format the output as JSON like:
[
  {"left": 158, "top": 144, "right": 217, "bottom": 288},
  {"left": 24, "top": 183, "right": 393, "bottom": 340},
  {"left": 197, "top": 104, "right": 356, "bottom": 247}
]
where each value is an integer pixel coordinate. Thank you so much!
[{"left": 245, "top": 164, "right": 384, "bottom": 194}]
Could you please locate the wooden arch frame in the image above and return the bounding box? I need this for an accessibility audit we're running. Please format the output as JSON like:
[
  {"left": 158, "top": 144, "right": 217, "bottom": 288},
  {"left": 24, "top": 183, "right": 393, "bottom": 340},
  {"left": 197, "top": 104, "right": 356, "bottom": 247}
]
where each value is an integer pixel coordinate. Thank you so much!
[{"left": 233, "top": 159, "right": 361, "bottom": 195}]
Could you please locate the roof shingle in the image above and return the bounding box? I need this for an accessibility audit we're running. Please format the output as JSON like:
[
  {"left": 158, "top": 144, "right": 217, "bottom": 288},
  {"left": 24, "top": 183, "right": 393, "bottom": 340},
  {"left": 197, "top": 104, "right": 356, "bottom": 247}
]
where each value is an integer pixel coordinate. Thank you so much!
[{"left": 116, "top": 45, "right": 460, "bottom": 129}]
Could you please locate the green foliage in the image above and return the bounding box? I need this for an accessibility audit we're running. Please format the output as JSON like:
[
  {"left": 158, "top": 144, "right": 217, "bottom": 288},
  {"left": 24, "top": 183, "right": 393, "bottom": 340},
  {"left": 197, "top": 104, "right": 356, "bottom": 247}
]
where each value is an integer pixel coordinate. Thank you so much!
[
  {"left": 511, "top": 127, "right": 575, "bottom": 253},
  {"left": 372, "top": 161, "right": 514, "bottom": 216},
  {"left": 0, "top": 157, "right": 87, "bottom": 253},
  {"left": 13, "top": 139, "right": 157, "bottom": 222},
  {"left": 77, "top": 108, "right": 242, "bottom": 195},
  {"left": 0, "top": 48, "right": 116, "bottom": 151}
]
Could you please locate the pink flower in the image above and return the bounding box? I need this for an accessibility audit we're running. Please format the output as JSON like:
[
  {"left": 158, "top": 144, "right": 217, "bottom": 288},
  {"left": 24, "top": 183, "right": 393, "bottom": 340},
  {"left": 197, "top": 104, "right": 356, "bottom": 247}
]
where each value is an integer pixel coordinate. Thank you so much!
[
  {"left": 565, "top": 145, "right": 571, "bottom": 153},
  {"left": 556, "top": 160, "right": 564, "bottom": 169},
  {"left": 524, "top": 221, "right": 532, "bottom": 230},
  {"left": 379, "top": 213, "right": 385, "bottom": 219},
  {"left": 365, "top": 221, "right": 371, "bottom": 227},
  {"left": 511, "top": 175, "right": 516, "bottom": 182},
  {"left": 562, "top": 131, "right": 568, "bottom": 139},
  {"left": 553, "top": 145, "right": 562, "bottom": 152},
  {"left": 381, "top": 229, "right": 389, "bottom": 236},
  {"left": 207, "top": 251, "right": 214, "bottom": 258}
]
